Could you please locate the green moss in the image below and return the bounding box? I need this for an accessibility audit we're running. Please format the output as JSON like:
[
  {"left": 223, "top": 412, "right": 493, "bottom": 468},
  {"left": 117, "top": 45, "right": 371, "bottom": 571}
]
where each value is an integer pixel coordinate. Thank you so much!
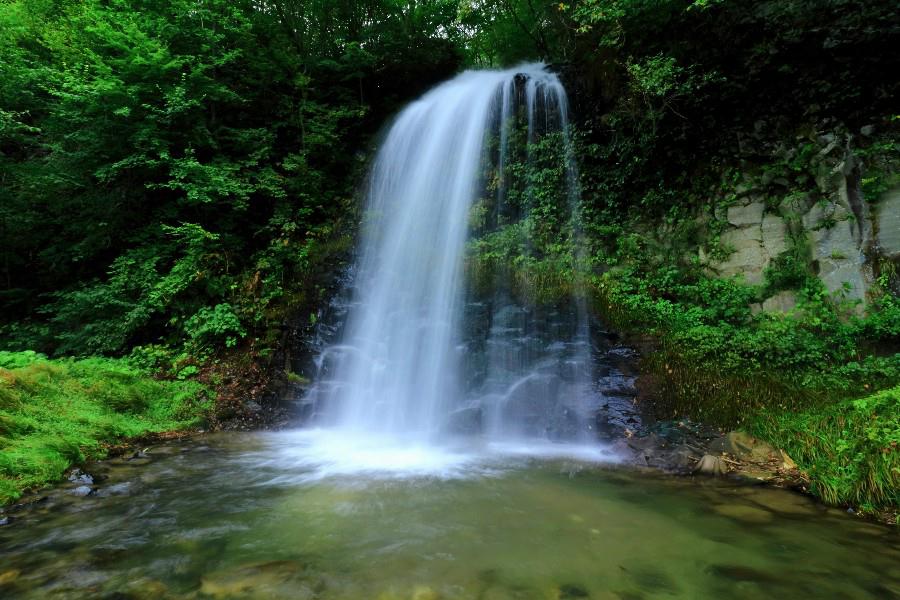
[{"left": 0, "top": 351, "right": 211, "bottom": 504}]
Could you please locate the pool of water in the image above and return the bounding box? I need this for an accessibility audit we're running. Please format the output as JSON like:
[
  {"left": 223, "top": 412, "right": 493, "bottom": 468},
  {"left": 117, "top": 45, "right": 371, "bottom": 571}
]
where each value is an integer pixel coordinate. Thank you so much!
[{"left": 1, "top": 431, "right": 898, "bottom": 599}]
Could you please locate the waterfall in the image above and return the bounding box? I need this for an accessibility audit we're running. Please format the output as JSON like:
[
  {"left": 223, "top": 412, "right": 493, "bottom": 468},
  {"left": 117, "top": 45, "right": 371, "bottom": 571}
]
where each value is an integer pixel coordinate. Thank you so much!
[{"left": 307, "top": 63, "right": 598, "bottom": 451}]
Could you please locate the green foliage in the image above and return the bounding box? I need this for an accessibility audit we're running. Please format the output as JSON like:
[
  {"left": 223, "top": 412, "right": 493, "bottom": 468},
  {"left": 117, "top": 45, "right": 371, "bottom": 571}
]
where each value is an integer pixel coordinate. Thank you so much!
[
  {"left": 0, "top": 0, "right": 463, "bottom": 360},
  {"left": 592, "top": 258, "right": 899, "bottom": 400},
  {"left": 749, "top": 386, "right": 900, "bottom": 510},
  {"left": 184, "top": 304, "right": 246, "bottom": 351},
  {"left": 0, "top": 351, "right": 210, "bottom": 504},
  {"left": 466, "top": 114, "right": 584, "bottom": 305}
]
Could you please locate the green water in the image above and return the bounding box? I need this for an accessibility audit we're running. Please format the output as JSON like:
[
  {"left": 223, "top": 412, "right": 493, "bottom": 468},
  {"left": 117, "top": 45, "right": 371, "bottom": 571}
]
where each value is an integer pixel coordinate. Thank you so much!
[{"left": 1, "top": 432, "right": 898, "bottom": 599}]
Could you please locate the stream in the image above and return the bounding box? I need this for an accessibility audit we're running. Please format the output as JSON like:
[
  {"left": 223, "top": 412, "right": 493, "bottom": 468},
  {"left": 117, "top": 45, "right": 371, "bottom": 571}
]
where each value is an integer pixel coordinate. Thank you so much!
[{"left": 1, "top": 431, "right": 898, "bottom": 599}]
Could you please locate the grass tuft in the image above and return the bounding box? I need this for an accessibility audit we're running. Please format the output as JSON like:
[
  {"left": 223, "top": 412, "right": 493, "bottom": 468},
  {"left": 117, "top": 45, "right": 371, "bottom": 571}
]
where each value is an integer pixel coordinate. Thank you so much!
[{"left": 748, "top": 385, "right": 900, "bottom": 511}]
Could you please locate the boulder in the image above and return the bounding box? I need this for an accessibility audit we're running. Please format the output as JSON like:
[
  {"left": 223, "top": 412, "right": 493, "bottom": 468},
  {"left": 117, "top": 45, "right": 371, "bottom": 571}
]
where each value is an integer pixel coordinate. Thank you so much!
[
  {"left": 694, "top": 454, "right": 728, "bottom": 476},
  {"left": 778, "top": 449, "right": 797, "bottom": 470},
  {"left": 708, "top": 431, "right": 779, "bottom": 463}
]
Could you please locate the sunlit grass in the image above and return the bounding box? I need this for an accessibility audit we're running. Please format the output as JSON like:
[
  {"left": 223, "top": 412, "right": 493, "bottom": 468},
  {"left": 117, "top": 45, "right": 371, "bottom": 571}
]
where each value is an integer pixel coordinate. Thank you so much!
[{"left": 0, "top": 351, "right": 210, "bottom": 504}]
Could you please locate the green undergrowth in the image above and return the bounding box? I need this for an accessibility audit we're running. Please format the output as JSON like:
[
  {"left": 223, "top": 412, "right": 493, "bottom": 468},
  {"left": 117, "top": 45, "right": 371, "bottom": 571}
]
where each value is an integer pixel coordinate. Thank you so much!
[
  {"left": 594, "top": 266, "right": 899, "bottom": 387},
  {"left": 0, "top": 351, "right": 211, "bottom": 505},
  {"left": 589, "top": 264, "right": 899, "bottom": 512},
  {"left": 748, "top": 386, "right": 900, "bottom": 512}
]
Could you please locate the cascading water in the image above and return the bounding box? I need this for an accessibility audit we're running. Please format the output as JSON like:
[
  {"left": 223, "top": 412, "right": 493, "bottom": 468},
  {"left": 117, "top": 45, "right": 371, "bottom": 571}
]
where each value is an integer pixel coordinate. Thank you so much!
[{"left": 298, "top": 64, "right": 623, "bottom": 474}]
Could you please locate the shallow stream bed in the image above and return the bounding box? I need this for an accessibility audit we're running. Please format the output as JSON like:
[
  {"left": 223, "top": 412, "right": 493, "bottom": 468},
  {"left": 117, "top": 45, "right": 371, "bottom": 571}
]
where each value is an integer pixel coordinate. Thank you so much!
[{"left": 1, "top": 431, "right": 898, "bottom": 599}]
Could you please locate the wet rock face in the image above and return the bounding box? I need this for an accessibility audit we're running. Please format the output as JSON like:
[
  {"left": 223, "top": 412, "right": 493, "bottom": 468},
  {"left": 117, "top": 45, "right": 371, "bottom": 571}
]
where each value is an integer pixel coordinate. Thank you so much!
[
  {"left": 458, "top": 293, "right": 614, "bottom": 440},
  {"left": 442, "top": 405, "right": 483, "bottom": 434}
]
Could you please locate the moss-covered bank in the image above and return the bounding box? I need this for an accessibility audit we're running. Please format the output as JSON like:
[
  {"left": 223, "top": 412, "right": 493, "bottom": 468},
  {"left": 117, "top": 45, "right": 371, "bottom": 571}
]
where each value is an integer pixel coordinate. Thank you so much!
[{"left": 0, "top": 351, "right": 211, "bottom": 504}]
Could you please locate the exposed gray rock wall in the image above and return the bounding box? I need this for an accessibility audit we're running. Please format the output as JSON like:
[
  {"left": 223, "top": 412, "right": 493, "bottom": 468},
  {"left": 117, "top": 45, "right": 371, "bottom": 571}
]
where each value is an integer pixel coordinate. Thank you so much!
[
  {"left": 704, "top": 198, "right": 790, "bottom": 286},
  {"left": 701, "top": 175, "right": 896, "bottom": 312},
  {"left": 876, "top": 186, "right": 900, "bottom": 260}
]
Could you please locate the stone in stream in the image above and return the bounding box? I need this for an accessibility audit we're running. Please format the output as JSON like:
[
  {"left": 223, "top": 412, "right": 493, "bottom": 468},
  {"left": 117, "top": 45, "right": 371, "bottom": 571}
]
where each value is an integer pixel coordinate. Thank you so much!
[
  {"left": 746, "top": 488, "right": 817, "bottom": 516},
  {"left": 693, "top": 455, "right": 728, "bottom": 476},
  {"left": 200, "top": 560, "right": 316, "bottom": 599},
  {"left": 95, "top": 482, "right": 133, "bottom": 498},
  {"left": 70, "top": 485, "right": 94, "bottom": 497},
  {"left": 67, "top": 468, "right": 94, "bottom": 485},
  {"left": 713, "top": 504, "right": 774, "bottom": 524},
  {"left": 0, "top": 569, "right": 20, "bottom": 585}
]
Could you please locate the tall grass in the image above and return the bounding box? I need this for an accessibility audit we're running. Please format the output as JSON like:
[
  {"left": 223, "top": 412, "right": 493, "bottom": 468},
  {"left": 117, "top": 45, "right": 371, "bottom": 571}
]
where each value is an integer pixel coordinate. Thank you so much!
[{"left": 748, "top": 386, "right": 900, "bottom": 510}]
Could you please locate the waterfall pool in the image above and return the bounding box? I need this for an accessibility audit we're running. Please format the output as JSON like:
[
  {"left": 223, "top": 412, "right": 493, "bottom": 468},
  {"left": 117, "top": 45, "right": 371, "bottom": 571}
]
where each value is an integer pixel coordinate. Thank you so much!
[{"left": 1, "top": 431, "right": 898, "bottom": 599}]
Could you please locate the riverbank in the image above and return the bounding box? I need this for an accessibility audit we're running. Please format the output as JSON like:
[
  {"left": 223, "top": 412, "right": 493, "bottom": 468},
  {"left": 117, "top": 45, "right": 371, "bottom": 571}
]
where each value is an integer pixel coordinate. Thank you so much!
[
  {"left": 0, "top": 351, "right": 211, "bottom": 505},
  {"left": 589, "top": 271, "right": 900, "bottom": 521}
]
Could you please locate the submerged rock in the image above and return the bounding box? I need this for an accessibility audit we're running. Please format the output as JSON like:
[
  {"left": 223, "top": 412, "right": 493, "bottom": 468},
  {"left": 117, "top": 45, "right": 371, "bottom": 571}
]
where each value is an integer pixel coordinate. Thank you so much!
[
  {"left": 95, "top": 482, "right": 133, "bottom": 498},
  {"left": 121, "top": 578, "right": 169, "bottom": 599},
  {"left": 707, "top": 563, "right": 777, "bottom": 583},
  {"left": 411, "top": 585, "right": 440, "bottom": 600},
  {"left": 746, "top": 488, "right": 817, "bottom": 516},
  {"left": 200, "top": 560, "right": 315, "bottom": 599},
  {"left": 0, "top": 569, "right": 20, "bottom": 585},
  {"left": 713, "top": 504, "right": 774, "bottom": 524},
  {"left": 556, "top": 583, "right": 589, "bottom": 598}
]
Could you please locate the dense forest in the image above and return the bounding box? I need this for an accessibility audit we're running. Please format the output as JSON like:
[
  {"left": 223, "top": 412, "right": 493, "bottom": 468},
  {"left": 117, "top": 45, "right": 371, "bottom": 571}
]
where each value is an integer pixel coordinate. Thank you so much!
[{"left": 1, "top": 0, "right": 899, "bottom": 516}]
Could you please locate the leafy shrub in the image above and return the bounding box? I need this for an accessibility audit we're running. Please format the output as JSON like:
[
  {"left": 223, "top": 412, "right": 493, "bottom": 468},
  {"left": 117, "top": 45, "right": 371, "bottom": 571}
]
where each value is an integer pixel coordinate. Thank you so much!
[{"left": 184, "top": 303, "right": 247, "bottom": 352}]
